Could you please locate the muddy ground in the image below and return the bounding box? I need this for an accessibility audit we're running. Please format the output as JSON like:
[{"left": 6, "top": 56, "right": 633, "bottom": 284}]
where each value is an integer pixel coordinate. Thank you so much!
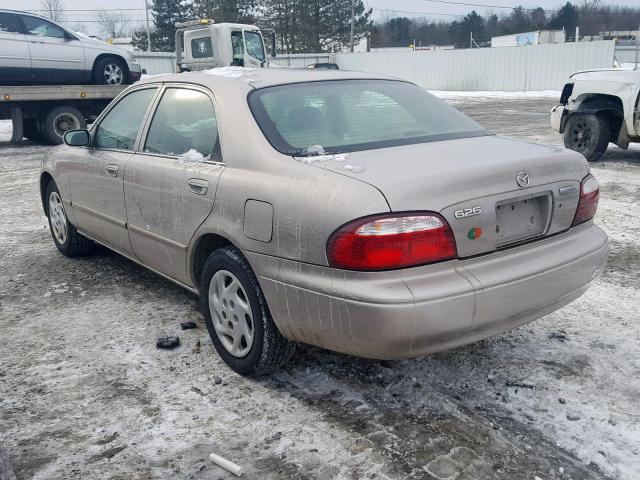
[{"left": 0, "top": 96, "right": 639, "bottom": 480}]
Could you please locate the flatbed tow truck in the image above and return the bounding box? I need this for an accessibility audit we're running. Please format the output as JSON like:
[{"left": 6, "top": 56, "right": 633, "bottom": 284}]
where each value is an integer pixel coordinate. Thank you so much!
[
  {"left": 1, "top": 84, "right": 126, "bottom": 145},
  {"left": 1, "top": 18, "right": 274, "bottom": 146}
]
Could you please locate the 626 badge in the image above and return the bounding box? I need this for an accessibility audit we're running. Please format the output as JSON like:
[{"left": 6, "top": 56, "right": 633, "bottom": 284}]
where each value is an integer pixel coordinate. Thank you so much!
[{"left": 454, "top": 206, "right": 482, "bottom": 219}]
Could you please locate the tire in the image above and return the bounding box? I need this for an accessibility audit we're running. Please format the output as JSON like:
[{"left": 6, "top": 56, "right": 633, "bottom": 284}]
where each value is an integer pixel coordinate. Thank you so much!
[
  {"left": 45, "top": 181, "right": 95, "bottom": 257},
  {"left": 563, "top": 113, "right": 610, "bottom": 162},
  {"left": 200, "top": 246, "right": 296, "bottom": 376},
  {"left": 42, "top": 106, "right": 87, "bottom": 145},
  {"left": 93, "top": 57, "right": 128, "bottom": 85}
]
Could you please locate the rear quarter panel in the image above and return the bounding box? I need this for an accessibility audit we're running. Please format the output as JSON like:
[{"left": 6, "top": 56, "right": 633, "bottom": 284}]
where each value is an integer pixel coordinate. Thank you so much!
[{"left": 187, "top": 78, "right": 390, "bottom": 283}]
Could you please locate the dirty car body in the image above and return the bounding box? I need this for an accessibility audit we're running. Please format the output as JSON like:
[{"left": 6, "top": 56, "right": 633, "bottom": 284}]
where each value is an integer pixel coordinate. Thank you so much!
[{"left": 41, "top": 69, "right": 608, "bottom": 373}]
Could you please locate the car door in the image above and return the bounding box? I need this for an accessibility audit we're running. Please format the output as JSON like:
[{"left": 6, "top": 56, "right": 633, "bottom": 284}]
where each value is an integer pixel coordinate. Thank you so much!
[
  {"left": 124, "top": 85, "right": 224, "bottom": 284},
  {"left": 19, "top": 14, "right": 85, "bottom": 84},
  {"left": 0, "top": 12, "right": 30, "bottom": 83},
  {"left": 70, "top": 86, "right": 159, "bottom": 255}
]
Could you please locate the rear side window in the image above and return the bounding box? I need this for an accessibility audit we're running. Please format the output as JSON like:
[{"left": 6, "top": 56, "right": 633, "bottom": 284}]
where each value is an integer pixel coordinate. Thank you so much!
[
  {"left": 94, "top": 88, "right": 157, "bottom": 150},
  {"left": 0, "top": 13, "right": 21, "bottom": 33},
  {"left": 249, "top": 80, "right": 489, "bottom": 156},
  {"left": 144, "top": 88, "right": 221, "bottom": 160},
  {"left": 21, "top": 15, "right": 66, "bottom": 39},
  {"left": 191, "top": 37, "right": 213, "bottom": 59}
]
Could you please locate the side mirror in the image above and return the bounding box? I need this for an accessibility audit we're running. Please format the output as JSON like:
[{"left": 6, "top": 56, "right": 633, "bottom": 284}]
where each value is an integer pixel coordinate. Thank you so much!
[{"left": 64, "top": 129, "right": 90, "bottom": 147}]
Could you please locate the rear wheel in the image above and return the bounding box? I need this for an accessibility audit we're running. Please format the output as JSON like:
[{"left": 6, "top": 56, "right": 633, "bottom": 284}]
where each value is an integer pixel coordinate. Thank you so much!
[
  {"left": 563, "top": 113, "right": 610, "bottom": 162},
  {"left": 45, "top": 181, "right": 94, "bottom": 257},
  {"left": 200, "top": 246, "right": 296, "bottom": 376},
  {"left": 42, "top": 106, "right": 86, "bottom": 145}
]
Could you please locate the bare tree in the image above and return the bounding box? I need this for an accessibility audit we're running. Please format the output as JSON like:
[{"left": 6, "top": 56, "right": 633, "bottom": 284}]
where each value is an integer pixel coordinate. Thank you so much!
[
  {"left": 96, "top": 10, "right": 132, "bottom": 39},
  {"left": 40, "top": 0, "right": 65, "bottom": 22}
]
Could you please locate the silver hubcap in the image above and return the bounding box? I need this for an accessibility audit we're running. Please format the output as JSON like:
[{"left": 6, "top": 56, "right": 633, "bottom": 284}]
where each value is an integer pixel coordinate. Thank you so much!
[
  {"left": 53, "top": 113, "right": 80, "bottom": 137},
  {"left": 209, "top": 270, "right": 254, "bottom": 357},
  {"left": 103, "top": 63, "right": 123, "bottom": 85},
  {"left": 49, "top": 191, "right": 68, "bottom": 244}
]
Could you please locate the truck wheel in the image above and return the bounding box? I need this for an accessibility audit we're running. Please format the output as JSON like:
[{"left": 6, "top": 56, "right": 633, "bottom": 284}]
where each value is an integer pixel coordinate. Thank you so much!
[
  {"left": 42, "top": 106, "right": 86, "bottom": 145},
  {"left": 45, "top": 181, "right": 95, "bottom": 257},
  {"left": 563, "top": 113, "right": 610, "bottom": 162},
  {"left": 93, "top": 57, "right": 128, "bottom": 85},
  {"left": 200, "top": 246, "right": 296, "bottom": 376}
]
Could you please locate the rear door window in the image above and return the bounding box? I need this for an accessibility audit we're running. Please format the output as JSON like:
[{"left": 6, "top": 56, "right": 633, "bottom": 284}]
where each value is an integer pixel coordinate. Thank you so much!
[
  {"left": 94, "top": 88, "right": 158, "bottom": 151},
  {"left": 143, "top": 87, "right": 221, "bottom": 161},
  {"left": 0, "top": 13, "right": 22, "bottom": 33}
]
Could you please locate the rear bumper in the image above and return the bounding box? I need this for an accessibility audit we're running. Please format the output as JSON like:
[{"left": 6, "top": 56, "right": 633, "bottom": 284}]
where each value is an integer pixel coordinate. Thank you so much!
[
  {"left": 246, "top": 223, "right": 608, "bottom": 360},
  {"left": 550, "top": 104, "right": 566, "bottom": 133}
]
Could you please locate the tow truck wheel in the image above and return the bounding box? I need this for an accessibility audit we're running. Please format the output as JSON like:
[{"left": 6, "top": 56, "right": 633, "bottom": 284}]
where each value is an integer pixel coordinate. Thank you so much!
[
  {"left": 563, "top": 113, "right": 610, "bottom": 162},
  {"left": 42, "top": 106, "right": 87, "bottom": 145}
]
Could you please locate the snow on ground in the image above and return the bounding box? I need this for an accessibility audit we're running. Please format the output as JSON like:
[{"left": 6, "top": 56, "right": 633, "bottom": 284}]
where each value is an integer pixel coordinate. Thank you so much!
[
  {"left": 1, "top": 97, "right": 639, "bottom": 479},
  {"left": 0, "top": 119, "right": 12, "bottom": 141}
]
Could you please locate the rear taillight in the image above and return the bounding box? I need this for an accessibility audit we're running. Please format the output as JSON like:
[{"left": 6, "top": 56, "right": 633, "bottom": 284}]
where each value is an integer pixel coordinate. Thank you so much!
[
  {"left": 572, "top": 174, "right": 600, "bottom": 226},
  {"left": 327, "top": 213, "right": 457, "bottom": 271}
]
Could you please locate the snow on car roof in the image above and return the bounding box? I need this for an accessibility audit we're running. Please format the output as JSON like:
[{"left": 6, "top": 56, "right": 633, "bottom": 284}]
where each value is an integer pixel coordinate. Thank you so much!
[{"left": 136, "top": 67, "right": 401, "bottom": 90}]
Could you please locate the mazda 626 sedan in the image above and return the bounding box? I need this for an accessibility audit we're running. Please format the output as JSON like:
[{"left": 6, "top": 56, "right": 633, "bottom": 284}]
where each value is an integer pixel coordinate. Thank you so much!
[{"left": 40, "top": 68, "right": 609, "bottom": 375}]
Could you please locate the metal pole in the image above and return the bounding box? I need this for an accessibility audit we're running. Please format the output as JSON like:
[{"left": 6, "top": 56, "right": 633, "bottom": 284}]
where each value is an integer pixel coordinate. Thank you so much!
[
  {"left": 145, "top": 0, "right": 151, "bottom": 52},
  {"left": 575, "top": 26, "right": 579, "bottom": 42},
  {"left": 470, "top": 31, "right": 473, "bottom": 48},
  {"left": 350, "top": 0, "right": 355, "bottom": 52}
]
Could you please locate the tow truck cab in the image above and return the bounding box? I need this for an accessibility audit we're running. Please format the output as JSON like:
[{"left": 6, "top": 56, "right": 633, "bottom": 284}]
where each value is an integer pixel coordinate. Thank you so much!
[{"left": 175, "top": 19, "right": 275, "bottom": 72}]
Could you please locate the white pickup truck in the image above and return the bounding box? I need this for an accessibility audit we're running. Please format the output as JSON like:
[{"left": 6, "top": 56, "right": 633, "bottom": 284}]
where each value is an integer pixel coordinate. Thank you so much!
[{"left": 551, "top": 68, "right": 640, "bottom": 161}]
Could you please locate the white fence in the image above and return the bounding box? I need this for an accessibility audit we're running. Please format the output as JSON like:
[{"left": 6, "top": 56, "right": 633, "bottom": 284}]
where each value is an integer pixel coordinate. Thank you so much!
[
  {"left": 134, "top": 52, "right": 177, "bottom": 75},
  {"left": 335, "top": 40, "right": 616, "bottom": 91},
  {"left": 615, "top": 45, "right": 640, "bottom": 65},
  {"left": 133, "top": 52, "right": 332, "bottom": 75},
  {"left": 270, "top": 53, "right": 332, "bottom": 68}
]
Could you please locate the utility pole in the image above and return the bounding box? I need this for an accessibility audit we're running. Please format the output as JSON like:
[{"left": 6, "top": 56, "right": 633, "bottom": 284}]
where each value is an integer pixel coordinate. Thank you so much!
[
  {"left": 350, "top": 0, "right": 355, "bottom": 53},
  {"left": 145, "top": 0, "right": 151, "bottom": 52}
]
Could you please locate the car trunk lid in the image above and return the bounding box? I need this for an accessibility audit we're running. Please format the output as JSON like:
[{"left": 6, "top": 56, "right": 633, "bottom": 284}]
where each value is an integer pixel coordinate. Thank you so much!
[{"left": 308, "top": 135, "right": 589, "bottom": 257}]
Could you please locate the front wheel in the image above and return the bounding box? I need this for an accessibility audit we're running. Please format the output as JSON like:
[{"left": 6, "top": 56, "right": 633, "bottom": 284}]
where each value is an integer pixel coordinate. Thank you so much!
[
  {"left": 200, "top": 246, "right": 296, "bottom": 376},
  {"left": 563, "top": 113, "right": 610, "bottom": 162},
  {"left": 93, "top": 57, "right": 128, "bottom": 85}
]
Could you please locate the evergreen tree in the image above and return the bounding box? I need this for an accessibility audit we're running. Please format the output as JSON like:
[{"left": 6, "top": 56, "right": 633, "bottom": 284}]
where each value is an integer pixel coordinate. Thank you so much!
[
  {"left": 262, "top": 0, "right": 371, "bottom": 53},
  {"left": 387, "top": 17, "right": 412, "bottom": 47},
  {"left": 548, "top": 2, "right": 579, "bottom": 35},
  {"left": 131, "top": 0, "right": 191, "bottom": 51},
  {"left": 449, "top": 11, "right": 486, "bottom": 48},
  {"left": 191, "top": 0, "right": 259, "bottom": 24}
]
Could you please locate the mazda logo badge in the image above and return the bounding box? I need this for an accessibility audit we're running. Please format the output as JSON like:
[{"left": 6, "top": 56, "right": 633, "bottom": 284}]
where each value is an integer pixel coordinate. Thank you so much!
[{"left": 516, "top": 171, "right": 530, "bottom": 187}]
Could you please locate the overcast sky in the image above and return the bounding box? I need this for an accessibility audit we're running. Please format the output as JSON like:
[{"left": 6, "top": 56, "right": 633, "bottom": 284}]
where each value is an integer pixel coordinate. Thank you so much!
[{"left": 7, "top": 0, "right": 640, "bottom": 36}]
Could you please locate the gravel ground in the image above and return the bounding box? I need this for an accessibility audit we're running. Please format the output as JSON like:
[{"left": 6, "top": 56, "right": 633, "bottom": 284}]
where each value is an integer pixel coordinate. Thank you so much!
[{"left": 0, "top": 96, "right": 639, "bottom": 480}]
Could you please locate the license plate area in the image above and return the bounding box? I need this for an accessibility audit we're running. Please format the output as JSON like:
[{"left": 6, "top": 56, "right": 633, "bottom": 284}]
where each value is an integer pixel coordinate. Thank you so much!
[{"left": 495, "top": 193, "right": 551, "bottom": 247}]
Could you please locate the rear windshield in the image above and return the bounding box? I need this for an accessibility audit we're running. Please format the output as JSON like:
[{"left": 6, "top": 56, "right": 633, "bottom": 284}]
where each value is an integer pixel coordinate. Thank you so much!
[{"left": 248, "top": 80, "right": 490, "bottom": 156}]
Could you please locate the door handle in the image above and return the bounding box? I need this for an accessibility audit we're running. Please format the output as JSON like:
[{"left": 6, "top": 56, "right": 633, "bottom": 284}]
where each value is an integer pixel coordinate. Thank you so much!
[
  {"left": 187, "top": 179, "right": 208, "bottom": 195},
  {"left": 106, "top": 164, "right": 119, "bottom": 177}
]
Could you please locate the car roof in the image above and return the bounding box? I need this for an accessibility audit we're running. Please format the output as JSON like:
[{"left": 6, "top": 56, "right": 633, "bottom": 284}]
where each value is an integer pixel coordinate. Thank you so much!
[
  {"left": 1, "top": 9, "right": 49, "bottom": 20},
  {"left": 136, "top": 67, "right": 403, "bottom": 90}
]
